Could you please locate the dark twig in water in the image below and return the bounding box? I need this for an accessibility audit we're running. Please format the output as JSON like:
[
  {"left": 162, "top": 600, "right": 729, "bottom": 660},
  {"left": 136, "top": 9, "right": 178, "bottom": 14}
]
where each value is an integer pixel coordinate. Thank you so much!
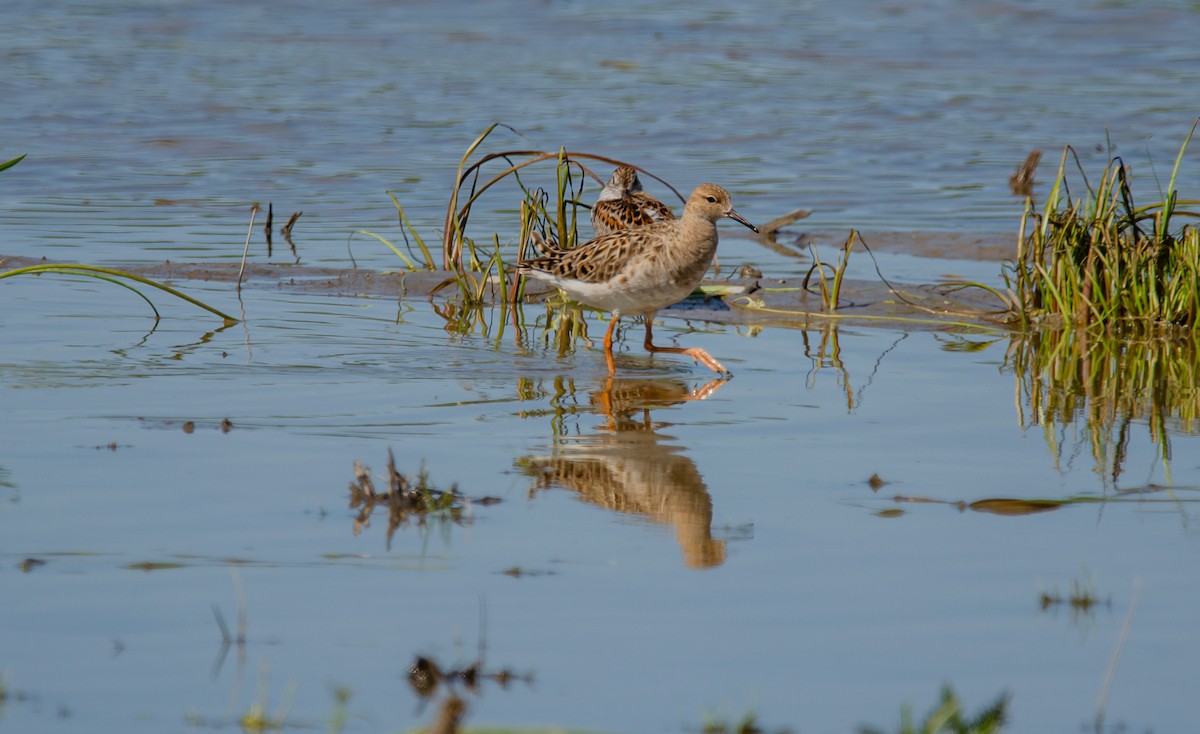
[
  {"left": 264, "top": 202, "right": 273, "bottom": 255},
  {"left": 1009, "top": 150, "right": 1042, "bottom": 197},
  {"left": 281, "top": 211, "right": 302, "bottom": 245},
  {"left": 406, "top": 655, "right": 534, "bottom": 701},
  {"left": 406, "top": 604, "right": 534, "bottom": 734}
]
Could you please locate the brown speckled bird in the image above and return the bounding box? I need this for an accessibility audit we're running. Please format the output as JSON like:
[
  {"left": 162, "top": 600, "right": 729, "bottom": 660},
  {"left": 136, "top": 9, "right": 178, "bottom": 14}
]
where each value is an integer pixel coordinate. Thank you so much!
[
  {"left": 590, "top": 166, "right": 675, "bottom": 237},
  {"left": 520, "top": 183, "right": 757, "bottom": 375}
]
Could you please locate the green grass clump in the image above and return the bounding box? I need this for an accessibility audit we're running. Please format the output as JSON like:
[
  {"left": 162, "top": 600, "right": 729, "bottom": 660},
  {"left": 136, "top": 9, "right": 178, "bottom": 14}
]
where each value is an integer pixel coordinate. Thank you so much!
[
  {"left": 376, "top": 124, "right": 681, "bottom": 296},
  {"left": 376, "top": 124, "right": 691, "bottom": 355},
  {"left": 859, "top": 686, "right": 1009, "bottom": 734},
  {"left": 437, "top": 123, "right": 681, "bottom": 273},
  {"left": 1006, "top": 121, "right": 1200, "bottom": 329},
  {"left": 240, "top": 666, "right": 295, "bottom": 732}
]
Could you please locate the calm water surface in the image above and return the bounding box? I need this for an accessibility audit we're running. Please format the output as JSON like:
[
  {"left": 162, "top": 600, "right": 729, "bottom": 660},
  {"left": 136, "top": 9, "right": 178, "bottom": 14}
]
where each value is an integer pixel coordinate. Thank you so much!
[{"left": 3, "top": 1, "right": 1200, "bottom": 733}]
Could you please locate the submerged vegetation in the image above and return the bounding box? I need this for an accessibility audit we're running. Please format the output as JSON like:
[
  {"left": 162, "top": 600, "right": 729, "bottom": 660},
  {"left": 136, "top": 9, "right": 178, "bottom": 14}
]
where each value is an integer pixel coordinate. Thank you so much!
[{"left": 1005, "top": 120, "right": 1200, "bottom": 329}]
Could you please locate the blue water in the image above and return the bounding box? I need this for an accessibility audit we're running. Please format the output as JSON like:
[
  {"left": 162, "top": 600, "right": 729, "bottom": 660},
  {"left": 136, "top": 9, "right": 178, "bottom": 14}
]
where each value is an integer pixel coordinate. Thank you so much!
[
  {"left": 2, "top": 0, "right": 1198, "bottom": 265},
  {"left": 3, "top": 2, "right": 1200, "bottom": 733}
]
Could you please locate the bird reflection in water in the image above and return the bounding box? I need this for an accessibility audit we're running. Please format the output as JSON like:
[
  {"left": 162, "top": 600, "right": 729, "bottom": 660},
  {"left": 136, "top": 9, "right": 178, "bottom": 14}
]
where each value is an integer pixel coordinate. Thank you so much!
[{"left": 518, "top": 376, "right": 730, "bottom": 569}]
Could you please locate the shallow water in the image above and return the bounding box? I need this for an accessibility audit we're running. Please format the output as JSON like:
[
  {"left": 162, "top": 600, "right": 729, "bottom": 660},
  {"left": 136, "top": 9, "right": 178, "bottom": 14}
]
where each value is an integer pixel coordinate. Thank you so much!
[
  {"left": 4, "top": 280, "right": 1200, "bottom": 733},
  {"left": 3, "top": 0, "right": 1200, "bottom": 265},
  {"left": 3, "top": 1, "right": 1200, "bottom": 733}
]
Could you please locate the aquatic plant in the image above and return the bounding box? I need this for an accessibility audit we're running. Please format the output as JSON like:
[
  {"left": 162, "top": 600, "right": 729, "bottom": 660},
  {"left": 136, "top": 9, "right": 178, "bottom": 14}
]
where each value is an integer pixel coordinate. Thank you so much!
[
  {"left": 375, "top": 124, "right": 700, "bottom": 358},
  {"left": 1005, "top": 120, "right": 1200, "bottom": 329},
  {"left": 2, "top": 155, "right": 235, "bottom": 325},
  {"left": 802, "top": 229, "right": 858, "bottom": 312},
  {"left": 352, "top": 190, "right": 434, "bottom": 270},
  {"left": 858, "top": 686, "right": 1009, "bottom": 734},
  {"left": 348, "top": 450, "right": 503, "bottom": 550},
  {"left": 700, "top": 710, "right": 790, "bottom": 734},
  {"left": 327, "top": 686, "right": 352, "bottom": 734},
  {"left": 0, "top": 263, "right": 238, "bottom": 325},
  {"left": 0, "top": 153, "right": 24, "bottom": 174},
  {"left": 438, "top": 123, "right": 683, "bottom": 272},
  {"left": 240, "top": 665, "right": 295, "bottom": 732},
  {"left": 376, "top": 124, "right": 682, "bottom": 290},
  {"left": 1038, "top": 575, "right": 1111, "bottom": 620}
]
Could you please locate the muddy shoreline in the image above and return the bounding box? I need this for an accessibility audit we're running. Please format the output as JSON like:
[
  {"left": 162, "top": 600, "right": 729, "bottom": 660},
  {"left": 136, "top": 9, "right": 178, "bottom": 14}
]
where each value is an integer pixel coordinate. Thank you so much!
[{"left": 2, "top": 231, "right": 1014, "bottom": 332}]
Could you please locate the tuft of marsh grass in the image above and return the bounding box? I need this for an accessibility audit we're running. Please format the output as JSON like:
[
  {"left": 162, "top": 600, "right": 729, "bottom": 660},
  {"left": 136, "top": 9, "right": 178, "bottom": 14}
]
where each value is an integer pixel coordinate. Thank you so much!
[
  {"left": 858, "top": 686, "right": 1009, "bottom": 734},
  {"left": 1005, "top": 120, "right": 1200, "bottom": 329},
  {"left": 1005, "top": 326, "right": 1200, "bottom": 485},
  {"left": 438, "top": 123, "right": 681, "bottom": 273},
  {"left": 378, "top": 123, "right": 681, "bottom": 288},
  {"left": 802, "top": 230, "right": 859, "bottom": 312},
  {"left": 377, "top": 124, "right": 690, "bottom": 355},
  {"left": 240, "top": 665, "right": 295, "bottom": 733},
  {"left": 700, "top": 710, "right": 791, "bottom": 734},
  {"left": 327, "top": 685, "right": 353, "bottom": 734}
]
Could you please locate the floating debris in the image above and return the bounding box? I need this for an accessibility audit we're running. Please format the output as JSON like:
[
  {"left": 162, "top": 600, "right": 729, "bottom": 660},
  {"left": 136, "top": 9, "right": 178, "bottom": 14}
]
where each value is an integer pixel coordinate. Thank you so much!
[
  {"left": 348, "top": 450, "right": 500, "bottom": 549},
  {"left": 406, "top": 654, "right": 533, "bottom": 700},
  {"left": 18, "top": 558, "right": 45, "bottom": 573}
]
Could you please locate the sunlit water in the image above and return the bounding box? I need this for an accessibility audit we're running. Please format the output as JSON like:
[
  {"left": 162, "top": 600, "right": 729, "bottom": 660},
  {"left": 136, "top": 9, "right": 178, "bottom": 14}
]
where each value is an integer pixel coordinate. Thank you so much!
[{"left": 3, "top": 1, "right": 1200, "bottom": 733}]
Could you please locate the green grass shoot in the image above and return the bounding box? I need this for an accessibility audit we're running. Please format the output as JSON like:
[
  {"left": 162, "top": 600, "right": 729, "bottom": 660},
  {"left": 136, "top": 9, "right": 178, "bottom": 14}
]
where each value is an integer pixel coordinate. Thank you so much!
[{"left": 1, "top": 263, "right": 239, "bottom": 325}]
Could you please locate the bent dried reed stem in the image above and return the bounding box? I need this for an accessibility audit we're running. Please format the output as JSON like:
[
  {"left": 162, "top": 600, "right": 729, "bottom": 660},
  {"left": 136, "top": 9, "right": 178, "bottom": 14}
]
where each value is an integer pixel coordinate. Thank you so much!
[
  {"left": 1095, "top": 579, "right": 1142, "bottom": 732},
  {"left": 439, "top": 123, "right": 683, "bottom": 271},
  {"left": 237, "top": 204, "right": 258, "bottom": 293}
]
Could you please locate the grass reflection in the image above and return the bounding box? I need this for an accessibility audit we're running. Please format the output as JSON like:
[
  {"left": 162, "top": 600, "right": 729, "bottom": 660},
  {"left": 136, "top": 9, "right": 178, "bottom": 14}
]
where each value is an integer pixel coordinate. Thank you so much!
[{"left": 1005, "top": 327, "right": 1200, "bottom": 484}]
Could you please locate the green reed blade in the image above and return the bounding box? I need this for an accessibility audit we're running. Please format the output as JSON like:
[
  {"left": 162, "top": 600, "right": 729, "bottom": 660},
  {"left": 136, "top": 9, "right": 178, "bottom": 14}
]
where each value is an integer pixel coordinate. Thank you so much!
[
  {"left": 1, "top": 264, "right": 238, "bottom": 325},
  {"left": 0, "top": 153, "right": 25, "bottom": 173},
  {"left": 386, "top": 191, "right": 434, "bottom": 269},
  {"left": 352, "top": 229, "right": 417, "bottom": 270}
]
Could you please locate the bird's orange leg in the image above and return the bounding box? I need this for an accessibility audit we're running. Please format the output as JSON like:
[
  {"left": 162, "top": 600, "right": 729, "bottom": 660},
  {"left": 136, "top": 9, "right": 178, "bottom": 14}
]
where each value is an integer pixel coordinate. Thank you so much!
[
  {"left": 603, "top": 315, "right": 620, "bottom": 375},
  {"left": 642, "top": 315, "right": 729, "bottom": 375}
]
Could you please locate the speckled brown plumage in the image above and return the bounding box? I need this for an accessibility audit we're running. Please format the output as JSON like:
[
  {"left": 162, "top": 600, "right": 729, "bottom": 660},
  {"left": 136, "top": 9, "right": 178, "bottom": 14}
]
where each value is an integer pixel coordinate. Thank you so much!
[
  {"left": 590, "top": 166, "right": 675, "bottom": 236},
  {"left": 519, "top": 182, "right": 758, "bottom": 375}
]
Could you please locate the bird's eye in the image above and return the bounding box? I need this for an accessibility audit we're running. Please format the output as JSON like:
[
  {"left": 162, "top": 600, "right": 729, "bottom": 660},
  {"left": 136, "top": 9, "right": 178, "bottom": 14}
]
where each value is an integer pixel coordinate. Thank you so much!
[{"left": 705, "top": 196, "right": 717, "bottom": 203}]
